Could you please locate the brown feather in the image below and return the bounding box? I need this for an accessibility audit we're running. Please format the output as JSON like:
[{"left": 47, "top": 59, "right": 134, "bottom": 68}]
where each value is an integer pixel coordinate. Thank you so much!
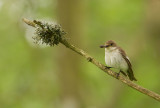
[{"left": 118, "top": 47, "right": 137, "bottom": 81}]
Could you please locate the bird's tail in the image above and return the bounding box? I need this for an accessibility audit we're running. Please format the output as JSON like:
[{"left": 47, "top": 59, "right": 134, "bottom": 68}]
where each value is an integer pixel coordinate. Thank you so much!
[{"left": 127, "top": 68, "right": 137, "bottom": 81}]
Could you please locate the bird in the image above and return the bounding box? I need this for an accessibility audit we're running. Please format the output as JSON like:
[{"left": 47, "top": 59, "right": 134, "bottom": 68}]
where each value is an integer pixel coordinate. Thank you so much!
[{"left": 100, "top": 40, "right": 137, "bottom": 81}]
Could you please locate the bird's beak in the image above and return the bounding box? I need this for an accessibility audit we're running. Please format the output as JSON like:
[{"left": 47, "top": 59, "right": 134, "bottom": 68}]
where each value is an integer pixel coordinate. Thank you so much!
[{"left": 100, "top": 45, "right": 109, "bottom": 48}]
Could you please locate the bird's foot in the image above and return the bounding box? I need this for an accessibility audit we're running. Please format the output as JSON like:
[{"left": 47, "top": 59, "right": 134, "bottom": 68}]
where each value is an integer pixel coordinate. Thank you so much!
[
  {"left": 120, "top": 70, "right": 127, "bottom": 76},
  {"left": 105, "top": 66, "right": 112, "bottom": 69},
  {"left": 116, "top": 72, "right": 120, "bottom": 79}
]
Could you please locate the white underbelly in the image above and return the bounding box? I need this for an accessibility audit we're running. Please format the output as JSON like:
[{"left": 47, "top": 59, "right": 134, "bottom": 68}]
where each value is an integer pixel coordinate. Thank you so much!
[{"left": 105, "top": 50, "right": 128, "bottom": 71}]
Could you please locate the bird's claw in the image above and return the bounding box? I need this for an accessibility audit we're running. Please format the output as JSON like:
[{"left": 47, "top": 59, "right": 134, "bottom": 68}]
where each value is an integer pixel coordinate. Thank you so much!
[
  {"left": 105, "top": 66, "right": 112, "bottom": 69},
  {"left": 116, "top": 72, "right": 120, "bottom": 79}
]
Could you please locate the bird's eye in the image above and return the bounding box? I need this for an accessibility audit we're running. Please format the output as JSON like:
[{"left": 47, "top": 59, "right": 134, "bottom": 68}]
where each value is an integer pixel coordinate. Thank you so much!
[{"left": 110, "top": 43, "right": 113, "bottom": 46}]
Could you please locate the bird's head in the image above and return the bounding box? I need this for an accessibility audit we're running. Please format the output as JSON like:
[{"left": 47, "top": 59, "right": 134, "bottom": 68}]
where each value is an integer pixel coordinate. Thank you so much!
[{"left": 100, "top": 40, "right": 117, "bottom": 51}]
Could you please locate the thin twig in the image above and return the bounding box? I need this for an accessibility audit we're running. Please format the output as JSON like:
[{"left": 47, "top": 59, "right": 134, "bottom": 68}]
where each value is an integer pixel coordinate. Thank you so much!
[{"left": 23, "top": 18, "right": 160, "bottom": 102}]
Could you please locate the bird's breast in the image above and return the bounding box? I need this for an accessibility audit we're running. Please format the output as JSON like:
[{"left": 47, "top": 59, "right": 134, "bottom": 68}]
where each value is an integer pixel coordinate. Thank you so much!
[{"left": 105, "top": 49, "right": 128, "bottom": 71}]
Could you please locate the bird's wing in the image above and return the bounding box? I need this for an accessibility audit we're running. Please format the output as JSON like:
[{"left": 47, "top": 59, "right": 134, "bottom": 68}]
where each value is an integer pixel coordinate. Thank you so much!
[{"left": 119, "top": 47, "right": 137, "bottom": 81}]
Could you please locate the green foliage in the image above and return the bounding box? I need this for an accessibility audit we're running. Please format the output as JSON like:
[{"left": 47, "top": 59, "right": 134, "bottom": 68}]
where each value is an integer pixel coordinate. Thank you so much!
[{"left": 0, "top": 0, "right": 160, "bottom": 107}]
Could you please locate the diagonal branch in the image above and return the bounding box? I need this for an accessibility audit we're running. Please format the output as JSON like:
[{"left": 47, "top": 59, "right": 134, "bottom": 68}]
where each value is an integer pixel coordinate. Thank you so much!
[{"left": 22, "top": 18, "right": 160, "bottom": 102}]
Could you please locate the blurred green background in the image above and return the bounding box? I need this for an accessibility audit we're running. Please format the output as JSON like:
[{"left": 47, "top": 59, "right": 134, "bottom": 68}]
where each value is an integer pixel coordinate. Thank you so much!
[{"left": 0, "top": 0, "right": 160, "bottom": 108}]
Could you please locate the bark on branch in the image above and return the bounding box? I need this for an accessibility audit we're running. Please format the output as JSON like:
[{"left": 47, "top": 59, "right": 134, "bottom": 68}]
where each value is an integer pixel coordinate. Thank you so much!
[{"left": 23, "top": 18, "right": 160, "bottom": 102}]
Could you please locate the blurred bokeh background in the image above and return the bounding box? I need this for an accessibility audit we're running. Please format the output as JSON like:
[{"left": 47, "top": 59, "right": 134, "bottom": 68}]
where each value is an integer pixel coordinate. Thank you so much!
[{"left": 0, "top": 0, "right": 160, "bottom": 108}]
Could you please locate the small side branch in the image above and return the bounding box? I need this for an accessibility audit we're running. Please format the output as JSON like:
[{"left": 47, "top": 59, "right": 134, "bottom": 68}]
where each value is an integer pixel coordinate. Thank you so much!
[{"left": 23, "top": 18, "right": 160, "bottom": 102}]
